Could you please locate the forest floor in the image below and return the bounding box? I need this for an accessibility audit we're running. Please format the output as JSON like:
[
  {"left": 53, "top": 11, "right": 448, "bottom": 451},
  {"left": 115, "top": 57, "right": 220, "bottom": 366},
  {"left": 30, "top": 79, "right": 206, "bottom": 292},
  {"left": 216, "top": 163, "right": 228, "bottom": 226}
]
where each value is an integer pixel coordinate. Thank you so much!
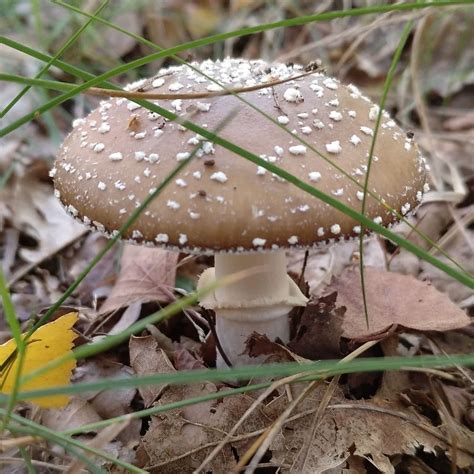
[{"left": 0, "top": 1, "right": 473, "bottom": 472}]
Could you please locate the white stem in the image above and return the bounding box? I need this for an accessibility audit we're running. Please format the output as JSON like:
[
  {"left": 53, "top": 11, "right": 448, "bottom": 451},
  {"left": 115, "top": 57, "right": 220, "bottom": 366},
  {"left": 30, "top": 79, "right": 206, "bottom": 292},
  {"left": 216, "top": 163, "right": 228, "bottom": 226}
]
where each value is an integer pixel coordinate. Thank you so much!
[
  {"left": 215, "top": 251, "right": 289, "bottom": 306},
  {"left": 214, "top": 305, "right": 292, "bottom": 366},
  {"left": 198, "top": 251, "right": 308, "bottom": 366}
]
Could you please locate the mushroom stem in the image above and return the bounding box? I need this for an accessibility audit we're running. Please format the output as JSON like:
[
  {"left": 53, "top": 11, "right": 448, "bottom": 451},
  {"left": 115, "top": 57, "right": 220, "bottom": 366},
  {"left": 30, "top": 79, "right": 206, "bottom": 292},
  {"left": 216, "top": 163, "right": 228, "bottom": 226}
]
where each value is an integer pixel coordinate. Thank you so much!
[{"left": 198, "top": 251, "right": 308, "bottom": 366}]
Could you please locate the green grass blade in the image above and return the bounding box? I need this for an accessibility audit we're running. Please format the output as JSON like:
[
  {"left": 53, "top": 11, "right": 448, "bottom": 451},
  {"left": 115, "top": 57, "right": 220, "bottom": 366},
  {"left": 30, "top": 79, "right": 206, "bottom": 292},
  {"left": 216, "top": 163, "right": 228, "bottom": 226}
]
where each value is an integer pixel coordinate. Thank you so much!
[
  {"left": 18, "top": 447, "right": 36, "bottom": 474},
  {"left": 7, "top": 424, "right": 106, "bottom": 474},
  {"left": 2, "top": 1, "right": 473, "bottom": 136},
  {"left": 0, "top": 0, "right": 109, "bottom": 119},
  {"left": 0, "top": 37, "right": 104, "bottom": 81},
  {"left": 359, "top": 21, "right": 415, "bottom": 327},
  {"left": 0, "top": 73, "right": 78, "bottom": 92},
  {"left": 10, "top": 353, "right": 474, "bottom": 402},
  {"left": 0, "top": 268, "right": 21, "bottom": 343},
  {"left": 1, "top": 49, "right": 472, "bottom": 289},
  {"left": 4, "top": 413, "right": 141, "bottom": 473},
  {"left": 3, "top": 22, "right": 470, "bottom": 277},
  {"left": 0, "top": 269, "right": 27, "bottom": 430}
]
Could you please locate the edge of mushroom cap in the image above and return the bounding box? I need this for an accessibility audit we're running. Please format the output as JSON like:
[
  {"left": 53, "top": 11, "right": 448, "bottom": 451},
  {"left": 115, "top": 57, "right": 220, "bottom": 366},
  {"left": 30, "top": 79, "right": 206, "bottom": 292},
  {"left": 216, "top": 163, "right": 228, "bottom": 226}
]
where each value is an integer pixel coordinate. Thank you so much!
[{"left": 56, "top": 192, "right": 424, "bottom": 255}]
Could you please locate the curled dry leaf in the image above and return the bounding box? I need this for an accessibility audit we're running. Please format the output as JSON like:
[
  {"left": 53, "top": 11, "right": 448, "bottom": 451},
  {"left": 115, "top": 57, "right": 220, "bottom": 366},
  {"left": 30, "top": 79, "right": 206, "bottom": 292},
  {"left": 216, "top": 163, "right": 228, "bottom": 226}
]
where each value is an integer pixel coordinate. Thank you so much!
[
  {"left": 173, "top": 345, "right": 207, "bottom": 371},
  {"left": 100, "top": 244, "right": 178, "bottom": 314},
  {"left": 330, "top": 266, "right": 470, "bottom": 340}
]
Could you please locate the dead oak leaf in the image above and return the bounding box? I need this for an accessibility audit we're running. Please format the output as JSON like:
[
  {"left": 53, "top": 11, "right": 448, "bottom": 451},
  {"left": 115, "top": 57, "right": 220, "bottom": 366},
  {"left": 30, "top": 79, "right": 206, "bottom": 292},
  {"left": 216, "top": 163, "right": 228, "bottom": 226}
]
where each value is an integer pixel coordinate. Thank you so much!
[
  {"left": 330, "top": 266, "right": 470, "bottom": 340},
  {"left": 100, "top": 244, "right": 178, "bottom": 314}
]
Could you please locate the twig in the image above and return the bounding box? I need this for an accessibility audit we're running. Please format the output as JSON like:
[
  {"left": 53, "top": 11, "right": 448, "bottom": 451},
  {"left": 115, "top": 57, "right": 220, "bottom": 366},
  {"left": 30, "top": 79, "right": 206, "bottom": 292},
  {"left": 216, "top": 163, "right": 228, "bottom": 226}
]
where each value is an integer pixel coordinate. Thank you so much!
[
  {"left": 0, "top": 457, "right": 70, "bottom": 472},
  {"left": 204, "top": 309, "right": 233, "bottom": 368},
  {"left": 297, "top": 250, "right": 309, "bottom": 288},
  {"left": 82, "top": 70, "right": 315, "bottom": 100},
  {"left": 241, "top": 380, "right": 319, "bottom": 473},
  {"left": 296, "top": 375, "right": 341, "bottom": 472},
  {"left": 147, "top": 395, "right": 474, "bottom": 470},
  {"left": 0, "top": 435, "right": 42, "bottom": 451}
]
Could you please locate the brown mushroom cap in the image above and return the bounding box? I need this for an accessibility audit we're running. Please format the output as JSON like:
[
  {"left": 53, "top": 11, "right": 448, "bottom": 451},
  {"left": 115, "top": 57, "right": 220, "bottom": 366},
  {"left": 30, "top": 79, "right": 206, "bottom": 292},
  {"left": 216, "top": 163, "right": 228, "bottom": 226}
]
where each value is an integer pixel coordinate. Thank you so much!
[{"left": 53, "top": 58, "right": 427, "bottom": 253}]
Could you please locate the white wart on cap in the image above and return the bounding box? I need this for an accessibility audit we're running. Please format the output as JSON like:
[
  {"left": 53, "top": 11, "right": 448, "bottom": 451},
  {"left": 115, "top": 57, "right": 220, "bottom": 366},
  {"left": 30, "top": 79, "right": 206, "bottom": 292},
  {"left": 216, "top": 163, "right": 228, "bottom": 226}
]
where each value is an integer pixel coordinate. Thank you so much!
[{"left": 54, "top": 58, "right": 427, "bottom": 253}]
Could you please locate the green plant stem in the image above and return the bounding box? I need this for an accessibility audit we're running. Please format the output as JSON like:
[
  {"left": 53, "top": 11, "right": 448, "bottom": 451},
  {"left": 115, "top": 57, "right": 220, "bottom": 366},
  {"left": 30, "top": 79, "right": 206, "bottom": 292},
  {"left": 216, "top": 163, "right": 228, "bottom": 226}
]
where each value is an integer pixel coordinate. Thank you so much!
[
  {"left": 0, "top": 269, "right": 27, "bottom": 431},
  {"left": 9, "top": 353, "right": 474, "bottom": 403},
  {"left": 359, "top": 21, "right": 415, "bottom": 328}
]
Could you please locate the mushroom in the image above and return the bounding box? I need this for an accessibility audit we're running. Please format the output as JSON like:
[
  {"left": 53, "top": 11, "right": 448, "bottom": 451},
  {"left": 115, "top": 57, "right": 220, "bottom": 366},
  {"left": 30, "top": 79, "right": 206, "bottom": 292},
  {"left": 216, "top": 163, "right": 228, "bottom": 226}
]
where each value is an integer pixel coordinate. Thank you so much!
[{"left": 53, "top": 58, "right": 427, "bottom": 366}]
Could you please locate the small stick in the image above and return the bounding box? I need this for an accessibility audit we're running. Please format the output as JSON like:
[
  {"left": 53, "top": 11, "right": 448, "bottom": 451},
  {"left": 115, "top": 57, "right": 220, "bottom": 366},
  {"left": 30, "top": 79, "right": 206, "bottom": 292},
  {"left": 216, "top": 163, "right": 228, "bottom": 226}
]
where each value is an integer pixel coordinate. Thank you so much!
[
  {"left": 82, "top": 70, "right": 316, "bottom": 100},
  {"left": 204, "top": 309, "right": 233, "bottom": 368}
]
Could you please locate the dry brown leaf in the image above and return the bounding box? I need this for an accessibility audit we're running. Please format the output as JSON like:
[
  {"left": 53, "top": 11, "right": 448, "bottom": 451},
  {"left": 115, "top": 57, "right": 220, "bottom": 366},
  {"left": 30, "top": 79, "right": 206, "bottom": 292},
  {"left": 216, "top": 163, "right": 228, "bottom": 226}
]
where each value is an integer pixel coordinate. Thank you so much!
[
  {"left": 330, "top": 266, "right": 470, "bottom": 339},
  {"left": 10, "top": 175, "right": 86, "bottom": 267},
  {"left": 41, "top": 397, "right": 102, "bottom": 433},
  {"left": 74, "top": 359, "right": 136, "bottom": 416},
  {"left": 272, "top": 387, "right": 474, "bottom": 472},
  {"left": 106, "top": 301, "right": 142, "bottom": 336},
  {"left": 173, "top": 345, "right": 207, "bottom": 371},
  {"left": 129, "top": 335, "right": 176, "bottom": 407},
  {"left": 68, "top": 233, "right": 119, "bottom": 303},
  {"left": 136, "top": 382, "right": 473, "bottom": 473},
  {"left": 100, "top": 244, "right": 178, "bottom": 314},
  {"left": 243, "top": 332, "right": 302, "bottom": 363},
  {"left": 136, "top": 382, "right": 278, "bottom": 473},
  {"left": 288, "top": 292, "right": 344, "bottom": 360}
]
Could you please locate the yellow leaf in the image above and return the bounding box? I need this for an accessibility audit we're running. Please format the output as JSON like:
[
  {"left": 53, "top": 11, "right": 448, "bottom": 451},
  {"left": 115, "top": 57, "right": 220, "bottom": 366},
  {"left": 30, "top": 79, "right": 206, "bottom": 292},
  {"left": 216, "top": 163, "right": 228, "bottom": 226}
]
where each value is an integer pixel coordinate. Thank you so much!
[{"left": 0, "top": 313, "right": 78, "bottom": 408}]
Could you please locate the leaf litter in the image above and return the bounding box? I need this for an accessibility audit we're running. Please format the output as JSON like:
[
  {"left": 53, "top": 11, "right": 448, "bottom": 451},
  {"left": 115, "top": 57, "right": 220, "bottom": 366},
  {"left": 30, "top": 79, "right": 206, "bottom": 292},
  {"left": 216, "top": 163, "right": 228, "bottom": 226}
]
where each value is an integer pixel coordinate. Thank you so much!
[{"left": 1, "top": 1, "right": 473, "bottom": 472}]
